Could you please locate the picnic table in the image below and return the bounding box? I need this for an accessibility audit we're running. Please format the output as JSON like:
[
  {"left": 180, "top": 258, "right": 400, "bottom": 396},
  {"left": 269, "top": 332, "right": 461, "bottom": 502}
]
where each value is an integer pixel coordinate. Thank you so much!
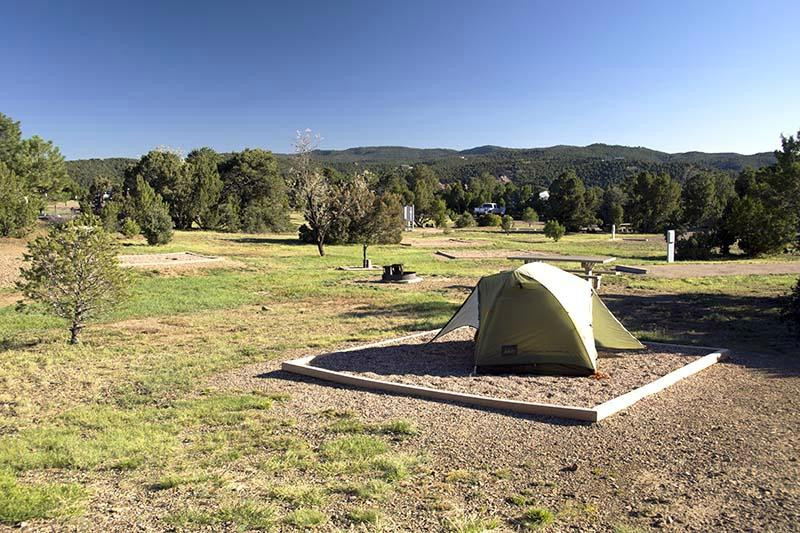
[{"left": 507, "top": 254, "right": 616, "bottom": 288}]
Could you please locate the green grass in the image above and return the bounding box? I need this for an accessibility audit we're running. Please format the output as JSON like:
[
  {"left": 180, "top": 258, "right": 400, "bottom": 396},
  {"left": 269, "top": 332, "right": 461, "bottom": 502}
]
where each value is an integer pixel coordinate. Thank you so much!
[
  {"left": 0, "top": 410, "right": 177, "bottom": 471},
  {"left": 326, "top": 416, "right": 418, "bottom": 437},
  {"left": 371, "top": 453, "right": 419, "bottom": 481},
  {"left": 376, "top": 418, "right": 418, "bottom": 436},
  {"left": 167, "top": 501, "right": 276, "bottom": 531},
  {"left": 444, "top": 513, "right": 502, "bottom": 532},
  {"left": 0, "top": 392, "right": 281, "bottom": 473},
  {"left": 346, "top": 506, "right": 380, "bottom": 525},
  {"left": 507, "top": 490, "right": 537, "bottom": 507},
  {"left": 283, "top": 507, "right": 328, "bottom": 528},
  {"left": 321, "top": 435, "right": 389, "bottom": 461},
  {"left": 613, "top": 524, "right": 648, "bottom": 533},
  {"left": 334, "top": 479, "right": 394, "bottom": 501},
  {"left": 0, "top": 470, "right": 85, "bottom": 525},
  {"left": 269, "top": 484, "right": 327, "bottom": 507},
  {"left": 521, "top": 507, "right": 555, "bottom": 529}
]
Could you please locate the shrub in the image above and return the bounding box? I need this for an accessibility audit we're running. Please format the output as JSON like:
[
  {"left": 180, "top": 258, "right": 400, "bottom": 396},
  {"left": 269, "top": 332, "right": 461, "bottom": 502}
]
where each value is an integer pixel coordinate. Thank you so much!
[
  {"left": 522, "top": 207, "right": 539, "bottom": 226},
  {"left": 139, "top": 203, "right": 173, "bottom": 245},
  {"left": 543, "top": 220, "right": 566, "bottom": 242},
  {"left": 454, "top": 212, "right": 476, "bottom": 228},
  {"left": 676, "top": 232, "right": 716, "bottom": 260},
  {"left": 478, "top": 213, "right": 502, "bottom": 227},
  {"left": 120, "top": 218, "right": 141, "bottom": 238},
  {"left": 501, "top": 215, "right": 514, "bottom": 233},
  {"left": 134, "top": 177, "right": 173, "bottom": 245}
]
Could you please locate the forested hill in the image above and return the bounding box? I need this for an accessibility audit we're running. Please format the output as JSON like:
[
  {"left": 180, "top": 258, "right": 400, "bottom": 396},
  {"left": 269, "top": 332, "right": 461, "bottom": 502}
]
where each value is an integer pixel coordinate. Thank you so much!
[
  {"left": 65, "top": 158, "right": 136, "bottom": 189},
  {"left": 295, "top": 143, "right": 775, "bottom": 189},
  {"left": 308, "top": 146, "right": 457, "bottom": 163},
  {"left": 66, "top": 143, "right": 775, "bottom": 191}
]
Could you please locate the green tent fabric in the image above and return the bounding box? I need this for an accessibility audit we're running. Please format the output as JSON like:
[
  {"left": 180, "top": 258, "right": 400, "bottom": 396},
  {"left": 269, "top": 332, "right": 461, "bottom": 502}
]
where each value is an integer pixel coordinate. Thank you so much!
[{"left": 431, "top": 262, "right": 643, "bottom": 375}]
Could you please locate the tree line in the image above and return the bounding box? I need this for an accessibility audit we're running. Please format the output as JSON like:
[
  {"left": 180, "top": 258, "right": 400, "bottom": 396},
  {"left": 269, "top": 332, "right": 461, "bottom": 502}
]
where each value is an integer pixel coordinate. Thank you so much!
[
  {"left": 2, "top": 109, "right": 798, "bottom": 259},
  {"left": 0, "top": 113, "right": 72, "bottom": 236}
]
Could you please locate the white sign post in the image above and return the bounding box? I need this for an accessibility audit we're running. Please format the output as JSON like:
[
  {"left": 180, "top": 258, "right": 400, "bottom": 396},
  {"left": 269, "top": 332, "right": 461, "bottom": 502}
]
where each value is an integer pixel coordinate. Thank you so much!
[
  {"left": 403, "top": 205, "right": 415, "bottom": 231},
  {"left": 611, "top": 224, "right": 616, "bottom": 240},
  {"left": 666, "top": 229, "right": 675, "bottom": 263}
]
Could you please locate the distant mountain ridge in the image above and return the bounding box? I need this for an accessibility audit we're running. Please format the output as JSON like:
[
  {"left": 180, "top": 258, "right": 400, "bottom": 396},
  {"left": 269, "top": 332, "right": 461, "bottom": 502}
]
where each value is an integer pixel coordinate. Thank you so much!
[
  {"left": 298, "top": 143, "right": 773, "bottom": 169},
  {"left": 66, "top": 143, "right": 776, "bottom": 190}
]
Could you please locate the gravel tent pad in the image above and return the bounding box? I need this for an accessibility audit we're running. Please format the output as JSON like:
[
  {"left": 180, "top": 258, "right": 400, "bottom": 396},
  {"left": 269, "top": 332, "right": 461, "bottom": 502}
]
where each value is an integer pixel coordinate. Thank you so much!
[
  {"left": 282, "top": 329, "right": 727, "bottom": 422},
  {"left": 118, "top": 252, "right": 225, "bottom": 267}
]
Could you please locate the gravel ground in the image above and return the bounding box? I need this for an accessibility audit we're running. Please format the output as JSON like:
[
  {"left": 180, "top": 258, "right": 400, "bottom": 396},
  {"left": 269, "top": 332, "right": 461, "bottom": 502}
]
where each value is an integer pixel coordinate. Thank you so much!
[
  {"left": 118, "top": 252, "right": 225, "bottom": 267},
  {"left": 310, "top": 329, "right": 704, "bottom": 407},
  {"left": 646, "top": 262, "right": 800, "bottom": 278},
  {"left": 204, "top": 341, "right": 800, "bottom": 532},
  {"left": 435, "top": 249, "right": 526, "bottom": 259}
]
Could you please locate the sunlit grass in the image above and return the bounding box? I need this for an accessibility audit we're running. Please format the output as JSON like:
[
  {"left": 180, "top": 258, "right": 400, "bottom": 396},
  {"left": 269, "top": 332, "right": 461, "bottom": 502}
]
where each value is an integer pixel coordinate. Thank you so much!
[{"left": 0, "top": 470, "right": 85, "bottom": 526}]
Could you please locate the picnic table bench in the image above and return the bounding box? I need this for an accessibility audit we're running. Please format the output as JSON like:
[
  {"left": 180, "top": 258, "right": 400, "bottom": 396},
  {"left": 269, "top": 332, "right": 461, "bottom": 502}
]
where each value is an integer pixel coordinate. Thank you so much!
[{"left": 507, "top": 254, "right": 616, "bottom": 288}]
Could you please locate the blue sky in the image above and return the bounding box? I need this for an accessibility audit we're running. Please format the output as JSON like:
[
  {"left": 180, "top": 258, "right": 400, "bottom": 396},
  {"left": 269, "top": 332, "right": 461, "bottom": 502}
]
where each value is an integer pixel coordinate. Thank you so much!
[{"left": 2, "top": 0, "right": 799, "bottom": 159}]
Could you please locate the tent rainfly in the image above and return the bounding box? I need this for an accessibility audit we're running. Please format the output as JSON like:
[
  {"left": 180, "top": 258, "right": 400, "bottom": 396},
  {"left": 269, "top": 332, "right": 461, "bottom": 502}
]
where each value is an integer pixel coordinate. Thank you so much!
[{"left": 431, "top": 262, "right": 643, "bottom": 375}]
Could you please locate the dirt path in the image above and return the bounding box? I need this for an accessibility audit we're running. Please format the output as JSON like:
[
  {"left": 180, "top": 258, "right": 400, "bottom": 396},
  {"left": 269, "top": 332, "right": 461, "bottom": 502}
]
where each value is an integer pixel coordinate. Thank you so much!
[
  {"left": 0, "top": 239, "right": 26, "bottom": 288},
  {"left": 646, "top": 262, "right": 800, "bottom": 278}
]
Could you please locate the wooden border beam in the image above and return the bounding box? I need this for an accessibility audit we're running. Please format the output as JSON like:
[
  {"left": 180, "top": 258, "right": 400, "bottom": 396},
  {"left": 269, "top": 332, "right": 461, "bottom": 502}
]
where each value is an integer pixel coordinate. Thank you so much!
[{"left": 280, "top": 330, "right": 727, "bottom": 423}]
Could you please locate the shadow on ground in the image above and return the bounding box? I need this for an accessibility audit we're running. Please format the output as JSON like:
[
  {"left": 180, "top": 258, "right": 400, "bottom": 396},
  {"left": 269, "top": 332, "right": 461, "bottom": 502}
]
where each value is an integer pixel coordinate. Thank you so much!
[
  {"left": 225, "top": 237, "right": 304, "bottom": 245},
  {"left": 342, "top": 300, "right": 455, "bottom": 331},
  {"left": 603, "top": 291, "right": 800, "bottom": 378}
]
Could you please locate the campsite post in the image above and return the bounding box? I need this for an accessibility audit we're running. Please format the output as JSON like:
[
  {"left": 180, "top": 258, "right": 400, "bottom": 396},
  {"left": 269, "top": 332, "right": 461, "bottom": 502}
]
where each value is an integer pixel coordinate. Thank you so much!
[{"left": 666, "top": 230, "right": 675, "bottom": 263}]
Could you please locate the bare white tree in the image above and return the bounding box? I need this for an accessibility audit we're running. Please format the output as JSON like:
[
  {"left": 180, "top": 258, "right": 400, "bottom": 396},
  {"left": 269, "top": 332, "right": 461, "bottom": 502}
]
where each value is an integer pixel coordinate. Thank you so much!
[{"left": 292, "top": 129, "right": 334, "bottom": 256}]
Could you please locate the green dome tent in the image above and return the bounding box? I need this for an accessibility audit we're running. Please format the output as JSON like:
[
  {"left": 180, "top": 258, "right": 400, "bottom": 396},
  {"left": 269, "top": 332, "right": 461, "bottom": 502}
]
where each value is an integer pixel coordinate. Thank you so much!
[{"left": 431, "top": 262, "right": 643, "bottom": 375}]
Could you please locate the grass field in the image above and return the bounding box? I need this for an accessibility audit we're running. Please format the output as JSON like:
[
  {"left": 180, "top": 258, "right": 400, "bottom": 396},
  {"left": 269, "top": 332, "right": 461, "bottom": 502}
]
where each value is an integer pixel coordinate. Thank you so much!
[{"left": 0, "top": 224, "right": 797, "bottom": 530}]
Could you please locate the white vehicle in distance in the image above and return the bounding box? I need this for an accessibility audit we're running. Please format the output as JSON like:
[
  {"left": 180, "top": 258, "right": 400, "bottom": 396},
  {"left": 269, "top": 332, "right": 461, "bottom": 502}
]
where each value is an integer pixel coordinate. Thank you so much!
[{"left": 473, "top": 202, "right": 506, "bottom": 216}]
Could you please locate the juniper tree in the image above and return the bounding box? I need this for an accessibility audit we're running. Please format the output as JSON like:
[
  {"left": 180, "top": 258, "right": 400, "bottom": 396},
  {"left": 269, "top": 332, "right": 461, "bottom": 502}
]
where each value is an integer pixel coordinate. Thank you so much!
[
  {"left": 0, "top": 161, "right": 38, "bottom": 237},
  {"left": 17, "top": 214, "right": 127, "bottom": 344}
]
